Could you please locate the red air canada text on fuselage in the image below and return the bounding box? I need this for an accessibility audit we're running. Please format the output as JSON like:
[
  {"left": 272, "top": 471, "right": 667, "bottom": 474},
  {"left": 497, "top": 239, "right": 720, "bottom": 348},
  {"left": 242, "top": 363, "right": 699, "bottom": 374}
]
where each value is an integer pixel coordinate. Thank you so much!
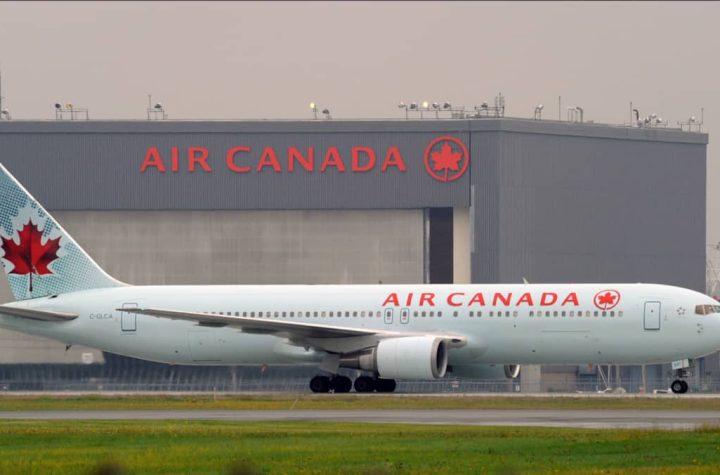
[
  {"left": 381, "top": 292, "right": 580, "bottom": 307},
  {"left": 140, "top": 145, "right": 408, "bottom": 174}
]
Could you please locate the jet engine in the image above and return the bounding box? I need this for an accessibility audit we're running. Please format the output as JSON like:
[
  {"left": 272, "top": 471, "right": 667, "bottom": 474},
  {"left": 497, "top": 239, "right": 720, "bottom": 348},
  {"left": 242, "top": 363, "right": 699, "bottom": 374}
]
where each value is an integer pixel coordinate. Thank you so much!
[{"left": 343, "top": 336, "right": 449, "bottom": 379}]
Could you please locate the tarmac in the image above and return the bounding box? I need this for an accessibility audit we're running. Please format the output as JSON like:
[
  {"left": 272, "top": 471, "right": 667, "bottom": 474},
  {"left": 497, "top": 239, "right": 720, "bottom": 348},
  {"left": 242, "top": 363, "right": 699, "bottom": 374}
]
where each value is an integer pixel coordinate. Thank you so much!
[{"left": 1, "top": 409, "right": 719, "bottom": 429}]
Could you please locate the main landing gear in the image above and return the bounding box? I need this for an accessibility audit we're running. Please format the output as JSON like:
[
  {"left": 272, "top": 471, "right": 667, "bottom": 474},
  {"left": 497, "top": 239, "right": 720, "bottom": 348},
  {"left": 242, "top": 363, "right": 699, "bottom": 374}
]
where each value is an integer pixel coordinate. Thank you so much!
[
  {"left": 309, "top": 375, "right": 352, "bottom": 393},
  {"left": 309, "top": 375, "right": 396, "bottom": 393}
]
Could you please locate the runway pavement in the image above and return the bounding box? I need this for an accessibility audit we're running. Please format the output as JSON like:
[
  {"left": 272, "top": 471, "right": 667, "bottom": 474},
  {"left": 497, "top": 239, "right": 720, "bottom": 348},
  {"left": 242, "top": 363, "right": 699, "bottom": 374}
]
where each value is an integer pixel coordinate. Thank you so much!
[{"left": 1, "top": 409, "right": 719, "bottom": 429}]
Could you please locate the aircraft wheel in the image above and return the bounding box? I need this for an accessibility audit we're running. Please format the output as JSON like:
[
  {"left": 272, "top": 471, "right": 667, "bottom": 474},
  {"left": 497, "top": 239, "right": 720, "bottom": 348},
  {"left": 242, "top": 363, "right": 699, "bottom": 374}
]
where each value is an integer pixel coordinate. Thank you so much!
[
  {"left": 330, "top": 375, "right": 352, "bottom": 393},
  {"left": 374, "top": 378, "right": 397, "bottom": 393},
  {"left": 309, "top": 375, "right": 330, "bottom": 393},
  {"left": 671, "top": 379, "right": 687, "bottom": 394},
  {"left": 354, "top": 376, "right": 376, "bottom": 393}
]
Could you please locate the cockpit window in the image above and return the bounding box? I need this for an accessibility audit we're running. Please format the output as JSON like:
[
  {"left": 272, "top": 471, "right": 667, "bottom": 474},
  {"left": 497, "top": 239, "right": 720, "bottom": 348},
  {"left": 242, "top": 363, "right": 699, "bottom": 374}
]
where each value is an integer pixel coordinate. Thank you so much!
[{"left": 695, "top": 304, "right": 720, "bottom": 315}]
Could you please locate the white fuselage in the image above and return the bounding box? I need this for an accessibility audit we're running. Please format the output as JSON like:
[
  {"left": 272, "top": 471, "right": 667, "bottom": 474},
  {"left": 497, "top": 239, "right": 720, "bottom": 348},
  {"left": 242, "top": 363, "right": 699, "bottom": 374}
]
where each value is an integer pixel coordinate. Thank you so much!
[{"left": 1, "top": 283, "right": 718, "bottom": 369}]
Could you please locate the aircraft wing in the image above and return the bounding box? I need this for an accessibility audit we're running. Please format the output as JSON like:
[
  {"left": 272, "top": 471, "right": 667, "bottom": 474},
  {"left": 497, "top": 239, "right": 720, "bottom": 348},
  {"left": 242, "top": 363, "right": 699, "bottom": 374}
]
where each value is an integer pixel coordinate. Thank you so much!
[
  {"left": 118, "top": 307, "right": 466, "bottom": 352},
  {"left": 0, "top": 305, "right": 79, "bottom": 322}
]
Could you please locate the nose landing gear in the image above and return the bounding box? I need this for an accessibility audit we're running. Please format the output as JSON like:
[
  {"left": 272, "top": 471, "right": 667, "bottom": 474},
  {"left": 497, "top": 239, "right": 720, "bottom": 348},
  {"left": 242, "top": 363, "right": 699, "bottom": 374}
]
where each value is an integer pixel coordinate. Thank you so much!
[
  {"left": 670, "top": 379, "right": 689, "bottom": 394},
  {"left": 670, "top": 359, "right": 694, "bottom": 394}
]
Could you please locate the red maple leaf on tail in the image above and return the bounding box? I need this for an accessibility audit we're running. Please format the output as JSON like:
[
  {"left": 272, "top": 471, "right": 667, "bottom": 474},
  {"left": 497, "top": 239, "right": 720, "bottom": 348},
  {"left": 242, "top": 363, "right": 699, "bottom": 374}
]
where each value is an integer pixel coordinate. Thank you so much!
[
  {"left": 430, "top": 143, "right": 463, "bottom": 173},
  {"left": 1, "top": 220, "right": 61, "bottom": 293}
]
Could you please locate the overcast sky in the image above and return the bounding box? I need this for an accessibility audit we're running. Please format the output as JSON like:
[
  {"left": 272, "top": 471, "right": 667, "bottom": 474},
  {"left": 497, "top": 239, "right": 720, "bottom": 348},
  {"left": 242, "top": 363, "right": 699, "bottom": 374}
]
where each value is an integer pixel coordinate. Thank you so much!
[{"left": 0, "top": 1, "right": 718, "bottom": 245}]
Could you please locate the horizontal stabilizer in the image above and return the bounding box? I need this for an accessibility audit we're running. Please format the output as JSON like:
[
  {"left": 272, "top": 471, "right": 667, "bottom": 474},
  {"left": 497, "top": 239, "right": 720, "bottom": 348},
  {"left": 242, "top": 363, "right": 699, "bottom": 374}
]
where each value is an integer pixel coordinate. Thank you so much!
[{"left": 0, "top": 305, "right": 78, "bottom": 321}]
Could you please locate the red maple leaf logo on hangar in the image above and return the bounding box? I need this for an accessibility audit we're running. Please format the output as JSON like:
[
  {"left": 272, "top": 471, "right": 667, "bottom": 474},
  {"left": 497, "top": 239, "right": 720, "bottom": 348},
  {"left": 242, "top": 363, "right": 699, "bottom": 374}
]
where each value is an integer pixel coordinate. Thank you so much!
[
  {"left": 424, "top": 136, "right": 469, "bottom": 182},
  {"left": 1, "top": 220, "right": 61, "bottom": 292},
  {"left": 593, "top": 289, "right": 621, "bottom": 311}
]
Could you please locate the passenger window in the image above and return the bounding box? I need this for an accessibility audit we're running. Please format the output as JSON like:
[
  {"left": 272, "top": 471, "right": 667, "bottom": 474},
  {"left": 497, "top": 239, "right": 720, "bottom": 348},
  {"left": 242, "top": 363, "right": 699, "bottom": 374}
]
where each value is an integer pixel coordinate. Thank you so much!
[
  {"left": 469, "top": 311, "right": 474, "bottom": 317},
  {"left": 438, "top": 311, "right": 443, "bottom": 317},
  {"left": 513, "top": 311, "right": 518, "bottom": 317},
  {"left": 453, "top": 311, "right": 458, "bottom": 317},
  {"left": 490, "top": 311, "right": 494, "bottom": 317},
  {"left": 594, "top": 311, "right": 598, "bottom": 317},
  {"left": 610, "top": 311, "right": 614, "bottom": 317},
  {"left": 313, "top": 312, "right": 318, "bottom": 318},
  {"left": 353, "top": 311, "right": 357, "bottom": 317},
  {"left": 602, "top": 311, "right": 607, "bottom": 317},
  {"left": 429, "top": 311, "right": 434, "bottom": 317},
  {"left": 361, "top": 311, "right": 366, "bottom": 318},
  {"left": 421, "top": 311, "right": 426, "bottom": 317},
  {"left": 618, "top": 311, "right": 623, "bottom": 317},
  {"left": 414, "top": 311, "right": 418, "bottom": 317},
  {"left": 529, "top": 311, "right": 534, "bottom": 317},
  {"left": 251, "top": 312, "right": 255, "bottom": 317},
  {"left": 243, "top": 312, "right": 247, "bottom": 317},
  {"left": 321, "top": 311, "right": 326, "bottom": 318},
  {"left": 274, "top": 312, "right": 279, "bottom": 318},
  {"left": 561, "top": 311, "right": 566, "bottom": 317}
]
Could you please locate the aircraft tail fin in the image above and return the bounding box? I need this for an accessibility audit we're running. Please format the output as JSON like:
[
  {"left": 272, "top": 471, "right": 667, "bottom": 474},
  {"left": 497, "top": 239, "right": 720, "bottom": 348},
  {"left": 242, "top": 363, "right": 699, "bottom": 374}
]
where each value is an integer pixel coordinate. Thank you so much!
[{"left": 0, "top": 164, "right": 125, "bottom": 300}]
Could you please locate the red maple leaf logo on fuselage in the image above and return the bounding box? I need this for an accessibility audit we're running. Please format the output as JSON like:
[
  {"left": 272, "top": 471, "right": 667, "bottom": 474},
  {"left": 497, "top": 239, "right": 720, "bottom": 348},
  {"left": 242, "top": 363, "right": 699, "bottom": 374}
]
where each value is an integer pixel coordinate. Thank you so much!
[
  {"left": 593, "top": 290, "right": 621, "bottom": 310},
  {"left": 1, "top": 220, "right": 61, "bottom": 292}
]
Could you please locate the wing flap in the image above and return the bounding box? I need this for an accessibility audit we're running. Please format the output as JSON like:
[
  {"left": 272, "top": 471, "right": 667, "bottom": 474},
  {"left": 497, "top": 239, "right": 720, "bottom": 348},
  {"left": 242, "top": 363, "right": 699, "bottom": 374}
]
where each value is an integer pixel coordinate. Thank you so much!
[
  {"left": 118, "top": 307, "right": 380, "bottom": 339},
  {"left": 118, "top": 307, "right": 467, "bottom": 353},
  {"left": 0, "top": 305, "right": 78, "bottom": 321}
]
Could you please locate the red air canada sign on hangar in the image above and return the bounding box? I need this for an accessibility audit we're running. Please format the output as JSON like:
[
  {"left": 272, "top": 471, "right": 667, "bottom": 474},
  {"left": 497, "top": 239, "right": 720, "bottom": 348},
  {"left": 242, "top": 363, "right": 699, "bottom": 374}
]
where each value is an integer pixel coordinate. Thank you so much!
[{"left": 139, "top": 136, "right": 470, "bottom": 183}]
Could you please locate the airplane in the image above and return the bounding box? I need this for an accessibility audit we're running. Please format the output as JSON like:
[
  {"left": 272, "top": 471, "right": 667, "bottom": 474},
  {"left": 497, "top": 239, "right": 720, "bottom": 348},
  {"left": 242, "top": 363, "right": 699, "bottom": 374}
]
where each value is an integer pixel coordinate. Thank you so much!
[{"left": 0, "top": 163, "right": 716, "bottom": 395}]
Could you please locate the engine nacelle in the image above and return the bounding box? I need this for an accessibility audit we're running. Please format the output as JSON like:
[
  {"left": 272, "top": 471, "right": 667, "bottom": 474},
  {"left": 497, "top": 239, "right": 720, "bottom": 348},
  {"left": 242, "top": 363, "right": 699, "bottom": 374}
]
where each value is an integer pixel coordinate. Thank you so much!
[
  {"left": 376, "top": 336, "right": 448, "bottom": 379},
  {"left": 448, "top": 364, "right": 521, "bottom": 380},
  {"left": 352, "top": 336, "right": 449, "bottom": 379}
]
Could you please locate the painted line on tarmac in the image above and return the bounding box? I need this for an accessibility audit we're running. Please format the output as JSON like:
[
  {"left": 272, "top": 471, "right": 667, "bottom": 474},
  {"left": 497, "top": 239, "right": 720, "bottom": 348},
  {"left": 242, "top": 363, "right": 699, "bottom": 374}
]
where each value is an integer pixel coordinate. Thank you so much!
[{"left": 1, "top": 409, "right": 719, "bottom": 430}]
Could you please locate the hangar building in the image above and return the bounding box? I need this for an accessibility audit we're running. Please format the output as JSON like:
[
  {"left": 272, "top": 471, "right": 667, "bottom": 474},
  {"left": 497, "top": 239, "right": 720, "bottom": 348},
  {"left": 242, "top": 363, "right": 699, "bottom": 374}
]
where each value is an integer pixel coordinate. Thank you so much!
[{"left": 0, "top": 117, "right": 709, "bottom": 390}]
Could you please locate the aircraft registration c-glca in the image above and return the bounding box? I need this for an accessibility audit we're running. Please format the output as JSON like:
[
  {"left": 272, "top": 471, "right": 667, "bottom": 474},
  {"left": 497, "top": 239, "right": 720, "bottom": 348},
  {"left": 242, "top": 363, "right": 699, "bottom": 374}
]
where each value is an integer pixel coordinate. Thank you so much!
[{"left": 0, "top": 163, "right": 716, "bottom": 394}]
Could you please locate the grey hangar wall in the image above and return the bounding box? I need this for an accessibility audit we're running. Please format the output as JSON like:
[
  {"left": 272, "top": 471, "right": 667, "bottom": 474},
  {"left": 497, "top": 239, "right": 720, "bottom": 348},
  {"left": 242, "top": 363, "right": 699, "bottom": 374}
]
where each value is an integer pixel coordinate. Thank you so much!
[{"left": 0, "top": 118, "right": 706, "bottom": 290}]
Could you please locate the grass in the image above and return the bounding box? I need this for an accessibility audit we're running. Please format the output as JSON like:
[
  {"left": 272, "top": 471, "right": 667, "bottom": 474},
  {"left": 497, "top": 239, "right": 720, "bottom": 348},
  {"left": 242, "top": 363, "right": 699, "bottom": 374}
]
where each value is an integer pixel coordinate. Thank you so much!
[
  {"left": 1, "top": 420, "right": 720, "bottom": 474},
  {"left": 3, "top": 393, "right": 720, "bottom": 411}
]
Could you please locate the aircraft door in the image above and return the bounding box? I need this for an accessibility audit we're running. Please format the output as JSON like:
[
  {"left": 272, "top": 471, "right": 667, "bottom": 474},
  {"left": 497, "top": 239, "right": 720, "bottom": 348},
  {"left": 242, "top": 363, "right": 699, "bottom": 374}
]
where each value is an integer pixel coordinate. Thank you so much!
[
  {"left": 384, "top": 308, "right": 393, "bottom": 325},
  {"left": 644, "top": 301, "right": 661, "bottom": 330},
  {"left": 120, "top": 303, "right": 138, "bottom": 333},
  {"left": 120, "top": 302, "right": 137, "bottom": 332}
]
